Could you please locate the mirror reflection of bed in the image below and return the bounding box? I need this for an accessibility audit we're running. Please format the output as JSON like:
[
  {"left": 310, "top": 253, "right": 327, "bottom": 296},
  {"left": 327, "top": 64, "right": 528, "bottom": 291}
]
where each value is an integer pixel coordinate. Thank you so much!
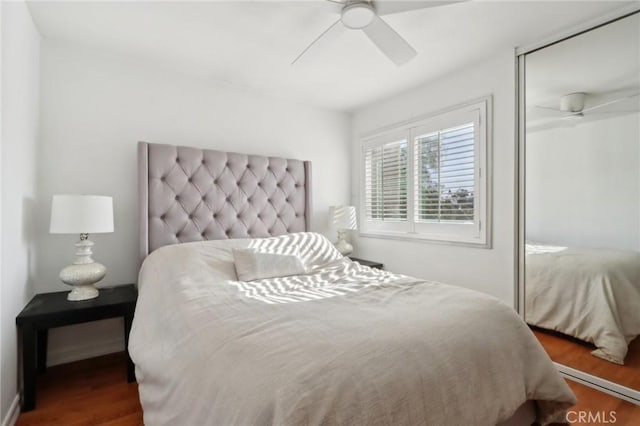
[
  {"left": 525, "top": 243, "right": 640, "bottom": 390},
  {"left": 523, "top": 12, "right": 640, "bottom": 394}
]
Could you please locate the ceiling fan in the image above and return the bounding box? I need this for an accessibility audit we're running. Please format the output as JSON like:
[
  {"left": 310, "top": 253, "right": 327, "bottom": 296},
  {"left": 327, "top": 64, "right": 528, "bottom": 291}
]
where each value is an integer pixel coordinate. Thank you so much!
[
  {"left": 534, "top": 92, "right": 640, "bottom": 120},
  {"left": 292, "top": 0, "right": 467, "bottom": 66}
]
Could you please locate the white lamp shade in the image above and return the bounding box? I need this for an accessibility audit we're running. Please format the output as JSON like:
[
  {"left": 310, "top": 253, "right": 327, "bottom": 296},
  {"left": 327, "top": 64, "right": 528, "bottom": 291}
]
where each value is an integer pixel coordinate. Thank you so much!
[
  {"left": 50, "top": 195, "right": 114, "bottom": 234},
  {"left": 328, "top": 205, "right": 358, "bottom": 230}
]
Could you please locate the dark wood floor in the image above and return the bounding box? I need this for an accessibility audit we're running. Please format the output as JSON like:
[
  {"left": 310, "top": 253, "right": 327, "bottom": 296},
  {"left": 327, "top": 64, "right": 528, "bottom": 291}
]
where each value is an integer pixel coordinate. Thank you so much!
[
  {"left": 533, "top": 328, "right": 640, "bottom": 390},
  {"left": 565, "top": 380, "right": 640, "bottom": 425},
  {"left": 16, "top": 353, "right": 142, "bottom": 426},
  {"left": 16, "top": 352, "right": 640, "bottom": 425}
]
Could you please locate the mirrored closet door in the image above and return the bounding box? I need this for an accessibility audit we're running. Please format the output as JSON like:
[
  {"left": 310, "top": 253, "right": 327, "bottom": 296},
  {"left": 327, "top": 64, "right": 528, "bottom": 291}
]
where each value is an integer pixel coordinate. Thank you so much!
[{"left": 520, "top": 11, "right": 640, "bottom": 400}]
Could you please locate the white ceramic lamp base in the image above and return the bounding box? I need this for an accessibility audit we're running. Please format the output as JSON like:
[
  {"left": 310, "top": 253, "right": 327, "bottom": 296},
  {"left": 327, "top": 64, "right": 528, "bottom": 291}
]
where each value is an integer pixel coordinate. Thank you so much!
[
  {"left": 66, "top": 284, "right": 100, "bottom": 301},
  {"left": 334, "top": 229, "right": 354, "bottom": 256},
  {"left": 60, "top": 236, "right": 106, "bottom": 301}
]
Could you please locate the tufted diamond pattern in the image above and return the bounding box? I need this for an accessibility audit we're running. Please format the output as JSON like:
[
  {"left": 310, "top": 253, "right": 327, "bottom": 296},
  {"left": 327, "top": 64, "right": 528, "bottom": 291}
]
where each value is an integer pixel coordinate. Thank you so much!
[{"left": 144, "top": 143, "right": 310, "bottom": 254}]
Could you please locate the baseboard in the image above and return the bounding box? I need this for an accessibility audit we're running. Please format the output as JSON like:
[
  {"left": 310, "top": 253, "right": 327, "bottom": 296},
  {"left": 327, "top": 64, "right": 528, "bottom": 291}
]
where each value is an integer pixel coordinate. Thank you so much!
[
  {"left": 47, "top": 337, "right": 124, "bottom": 367},
  {"left": 2, "top": 394, "right": 20, "bottom": 426}
]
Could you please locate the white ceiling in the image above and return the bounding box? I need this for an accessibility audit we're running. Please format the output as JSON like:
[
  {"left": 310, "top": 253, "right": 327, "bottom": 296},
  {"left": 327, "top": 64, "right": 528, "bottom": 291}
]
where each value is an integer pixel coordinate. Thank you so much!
[{"left": 27, "top": 0, "right": 636, "bottom": 112}]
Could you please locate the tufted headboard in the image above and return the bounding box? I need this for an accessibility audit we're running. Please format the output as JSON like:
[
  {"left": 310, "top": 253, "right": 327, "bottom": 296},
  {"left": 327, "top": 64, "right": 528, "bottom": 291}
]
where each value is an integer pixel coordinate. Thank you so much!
[{"left": 138, "top": 142, "right": 312, "bottom": 264}]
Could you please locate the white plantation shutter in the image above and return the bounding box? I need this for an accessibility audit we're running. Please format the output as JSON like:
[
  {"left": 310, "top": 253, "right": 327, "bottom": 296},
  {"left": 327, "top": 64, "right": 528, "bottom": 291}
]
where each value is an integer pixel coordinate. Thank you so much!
[
  {"left": 360, "top": 97, "right": 489, "bottom": 246},
  {"left": 414, "top": 123, "right": 475, "bottom": 223},
  {"left": 364, "top": 139, "right": 408, "bottom": 222}
]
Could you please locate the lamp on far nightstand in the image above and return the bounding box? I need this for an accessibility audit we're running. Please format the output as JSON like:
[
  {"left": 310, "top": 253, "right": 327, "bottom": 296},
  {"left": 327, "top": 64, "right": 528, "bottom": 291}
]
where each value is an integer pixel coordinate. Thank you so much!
[
  {"left": 329, "top": 205, "right": 357, "bottom": 256},
  {"left": 50, "top": 194, "right": 114, "bottom": 301}
]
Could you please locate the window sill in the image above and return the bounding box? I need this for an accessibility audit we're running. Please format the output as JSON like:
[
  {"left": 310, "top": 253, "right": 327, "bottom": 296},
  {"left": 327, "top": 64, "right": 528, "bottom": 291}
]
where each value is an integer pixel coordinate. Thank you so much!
[{"left": 358, "top": 231, "right": 492, "bottom": 249}]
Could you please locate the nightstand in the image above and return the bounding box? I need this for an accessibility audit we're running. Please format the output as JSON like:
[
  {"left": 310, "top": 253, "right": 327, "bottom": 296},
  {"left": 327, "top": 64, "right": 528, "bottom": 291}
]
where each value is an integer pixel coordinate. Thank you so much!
[
  {"left": 16, "top": 284, "right": 137, "bottom": 411},
  {"left": 349, "top": 257, "right": 384, "bottom": 270}
]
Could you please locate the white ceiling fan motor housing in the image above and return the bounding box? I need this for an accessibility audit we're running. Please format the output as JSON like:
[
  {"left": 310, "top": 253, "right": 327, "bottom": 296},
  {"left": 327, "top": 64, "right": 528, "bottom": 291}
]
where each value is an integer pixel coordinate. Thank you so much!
[
  {"left": 560, "top": 92, "right": 586, "bottom": 112},
  {"left": 341, "top": 2, "right": 376, "bottom": 29}
]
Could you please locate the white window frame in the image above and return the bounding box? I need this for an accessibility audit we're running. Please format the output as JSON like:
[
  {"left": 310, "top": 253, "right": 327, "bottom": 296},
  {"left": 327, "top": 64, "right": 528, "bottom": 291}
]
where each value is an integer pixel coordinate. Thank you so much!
[{"left": 359, "top": 96, "right": 492, "bottom": 247}]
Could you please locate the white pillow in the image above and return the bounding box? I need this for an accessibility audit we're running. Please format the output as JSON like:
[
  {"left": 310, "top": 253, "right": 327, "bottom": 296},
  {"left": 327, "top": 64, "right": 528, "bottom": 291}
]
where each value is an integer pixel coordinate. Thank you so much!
[{"left": 232, "top": 246, "right": 308, "bottom": 282}]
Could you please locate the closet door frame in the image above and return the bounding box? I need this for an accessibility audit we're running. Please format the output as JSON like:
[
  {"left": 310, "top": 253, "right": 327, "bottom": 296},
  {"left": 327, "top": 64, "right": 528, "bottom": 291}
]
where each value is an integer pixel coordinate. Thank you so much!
[{"left": 515, "top": 4, "right": 640, "bottom": 405}]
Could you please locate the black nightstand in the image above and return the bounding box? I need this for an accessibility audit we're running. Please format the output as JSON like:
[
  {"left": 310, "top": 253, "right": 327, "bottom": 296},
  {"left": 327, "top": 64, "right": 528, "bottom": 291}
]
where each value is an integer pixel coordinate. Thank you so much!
[
  {"left": 349, "top": 257, "right": 384, "bottom": 270},
  {"left": 16, "top": 284, "right": 137, "bottom": 411}
]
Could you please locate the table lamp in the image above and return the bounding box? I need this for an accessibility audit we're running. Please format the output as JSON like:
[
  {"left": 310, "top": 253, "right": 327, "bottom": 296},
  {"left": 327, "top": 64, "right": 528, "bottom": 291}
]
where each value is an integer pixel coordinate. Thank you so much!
[
  {"left": 328, "top": 205, "right": 358, "bottom": 255},
  {"left": 50, "top": 195, "right": 114, "bottom": 301}
]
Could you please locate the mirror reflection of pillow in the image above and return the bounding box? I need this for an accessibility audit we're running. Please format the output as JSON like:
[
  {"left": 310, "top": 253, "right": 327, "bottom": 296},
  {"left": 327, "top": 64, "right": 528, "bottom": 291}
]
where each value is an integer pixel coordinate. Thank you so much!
[{"left": 232, "top": 246, "right": 308, "bottom": 281}]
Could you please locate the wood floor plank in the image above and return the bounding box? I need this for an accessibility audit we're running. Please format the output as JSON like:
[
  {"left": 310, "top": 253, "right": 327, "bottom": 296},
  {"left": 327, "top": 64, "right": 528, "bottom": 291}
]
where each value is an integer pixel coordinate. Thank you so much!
[
  {"left": 16, "top": 351, "right": 640, "bottom": 425},
  {"left": 533, "top": 328, "right": 640, "bottom": 390},
  {"left": 16, "top": 353, "right": 142, "bottom": 426}
]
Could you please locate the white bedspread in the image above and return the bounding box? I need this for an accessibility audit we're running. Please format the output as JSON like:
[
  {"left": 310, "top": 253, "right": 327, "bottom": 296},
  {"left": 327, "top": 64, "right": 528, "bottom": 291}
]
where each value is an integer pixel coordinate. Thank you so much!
[
  {"left": 131, "top": 233, "right": 575, "bottom": 425},
  {"left": 525, "top": 244, "right": 640, "bottom": 364}
]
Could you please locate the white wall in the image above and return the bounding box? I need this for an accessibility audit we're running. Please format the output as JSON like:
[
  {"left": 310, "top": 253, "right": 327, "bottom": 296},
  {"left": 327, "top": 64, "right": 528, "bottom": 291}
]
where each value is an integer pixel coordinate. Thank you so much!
[
  {"left": 350, "top": 51, "right": 516, "bottom": 304},
  {"left": 35, "top": 39, "right": 350, "bottom": 366},
  {"left": 526, "top": 113, "right": 640, "bottom": 250},
  {"left": 1, "top": 1, "right": 41, "bottom": 422}
]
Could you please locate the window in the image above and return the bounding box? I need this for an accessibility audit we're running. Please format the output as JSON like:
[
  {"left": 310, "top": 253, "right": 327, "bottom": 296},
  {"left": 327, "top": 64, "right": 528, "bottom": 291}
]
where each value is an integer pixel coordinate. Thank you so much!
[{"left": 360, "top": 97, "right": 491, "bottom": 246}]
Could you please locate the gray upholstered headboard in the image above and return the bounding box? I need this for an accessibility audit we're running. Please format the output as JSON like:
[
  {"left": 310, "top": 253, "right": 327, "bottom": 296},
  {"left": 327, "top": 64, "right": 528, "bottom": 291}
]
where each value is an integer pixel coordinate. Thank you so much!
[{"left": 138, "top": 142, "right": 312, "bottom": 264}]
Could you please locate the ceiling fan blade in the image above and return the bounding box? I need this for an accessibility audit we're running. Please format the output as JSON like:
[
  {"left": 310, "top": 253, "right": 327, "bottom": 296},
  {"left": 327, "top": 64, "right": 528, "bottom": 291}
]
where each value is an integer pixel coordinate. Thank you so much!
[
  {"left": 531, "top": 106, "right": 576, "bottom": 120},
  {"left": 533, "top": 105, "right": 563, "bottom": 113},
  {"left": 291, "top": 19, "right": 342, "bottom": 65},
  {"left": 362, "top": 15, "right": 416, "bottom": 65},
  {"left": 588, "top": 110, "right": 639, "bottom": 114},
  {"left": 375, "top": 0, "right": 467, "bottom": 16},
  {"left": 581, "top": 92, "right": 640, "bottom": 113},
  {"left": 561, "top": 113, "right": 585, "bottom": 120}
]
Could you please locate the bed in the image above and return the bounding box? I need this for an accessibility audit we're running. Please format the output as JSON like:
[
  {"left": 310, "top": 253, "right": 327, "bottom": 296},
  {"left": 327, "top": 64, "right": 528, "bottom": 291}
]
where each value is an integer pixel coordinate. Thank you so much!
[
  {"left": 130, "top": 142, "right": 575, "bottom": 425},
  {"left": 525, "top": 243, "right": 640, "bottom": 365}
]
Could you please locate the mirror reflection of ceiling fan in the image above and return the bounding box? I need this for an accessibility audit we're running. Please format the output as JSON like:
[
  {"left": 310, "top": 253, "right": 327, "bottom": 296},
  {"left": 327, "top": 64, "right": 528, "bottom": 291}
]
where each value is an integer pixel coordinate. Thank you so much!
[
  {"left": 534, "top": 92, "right": 640, "bottom": 120},
  {"left": 292, "top": 0, "right": 466, "bottom": 66}
]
